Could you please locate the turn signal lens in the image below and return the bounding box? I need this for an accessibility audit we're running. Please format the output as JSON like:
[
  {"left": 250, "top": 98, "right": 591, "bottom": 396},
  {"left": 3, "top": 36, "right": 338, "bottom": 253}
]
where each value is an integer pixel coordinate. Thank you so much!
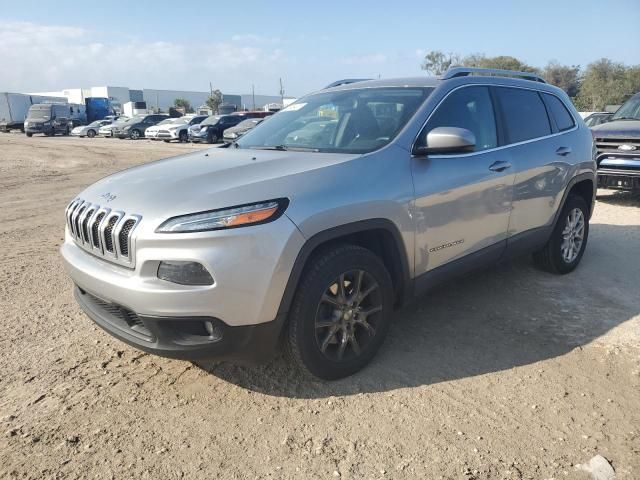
[{"left": 156, "top": 199, "right": 288, "bottom": 233}]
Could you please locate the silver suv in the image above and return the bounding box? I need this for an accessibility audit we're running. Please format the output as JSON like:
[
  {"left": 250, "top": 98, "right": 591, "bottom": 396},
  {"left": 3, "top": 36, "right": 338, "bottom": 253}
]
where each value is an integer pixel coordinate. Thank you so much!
[{"left": 61, "top": 68, "right": 596, "bottom": 380}]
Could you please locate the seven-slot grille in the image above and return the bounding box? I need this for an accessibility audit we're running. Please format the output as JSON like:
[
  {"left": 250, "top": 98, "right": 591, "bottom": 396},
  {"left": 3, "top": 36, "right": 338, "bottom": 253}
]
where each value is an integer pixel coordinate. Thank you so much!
[{"left": 65, "top": 198, "right": 141, "bottom": 267}]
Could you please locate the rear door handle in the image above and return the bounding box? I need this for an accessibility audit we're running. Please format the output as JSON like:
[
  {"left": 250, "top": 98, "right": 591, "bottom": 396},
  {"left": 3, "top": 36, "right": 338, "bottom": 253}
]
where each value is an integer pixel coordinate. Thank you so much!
[
  {"left": 556, "top": 146, "right": 572, "bottom": 156},
  {"left": 488, "top": 161, "right": 512, "bottom": 172}
]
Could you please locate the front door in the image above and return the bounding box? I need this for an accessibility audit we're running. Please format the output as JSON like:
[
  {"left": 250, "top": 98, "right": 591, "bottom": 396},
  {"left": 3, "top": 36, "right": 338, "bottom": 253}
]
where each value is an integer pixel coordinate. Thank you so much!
[{"left": 411, "top": 85, "right": 515, "bottom": 276}]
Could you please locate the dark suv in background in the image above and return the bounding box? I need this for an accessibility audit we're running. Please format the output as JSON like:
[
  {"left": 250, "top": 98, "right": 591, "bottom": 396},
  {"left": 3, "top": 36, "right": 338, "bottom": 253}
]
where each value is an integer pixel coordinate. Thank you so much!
[
  {"left": 113, "top": 114, "right": 170, "bottom": 140},
  {"left": 188, "top": 114, "right": 244, "bottom": 143},
  {"left": 591, "top": 92, "right": 640, "bottom": 190},
  {"left": 25, "top": 103, "right": 74, "bottom": 137}
]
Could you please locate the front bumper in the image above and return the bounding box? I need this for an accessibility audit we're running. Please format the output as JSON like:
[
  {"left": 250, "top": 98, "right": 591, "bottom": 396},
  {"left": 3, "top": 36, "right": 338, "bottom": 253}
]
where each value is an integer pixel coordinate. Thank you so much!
[
  {"left": 597, "top": 155, "right": 640, "bottom": 190},
  {"left": 146, "top": 130, "right": 179, "bottom": 140},
  {"left": 71, "top": 130, "right": 85, "bottom": 137},
  {"left": 61, "top": 215, "right": 305, "bottom": 360},
  {"left": 74, "top": 286, "right": 285, "bottom": 361}
]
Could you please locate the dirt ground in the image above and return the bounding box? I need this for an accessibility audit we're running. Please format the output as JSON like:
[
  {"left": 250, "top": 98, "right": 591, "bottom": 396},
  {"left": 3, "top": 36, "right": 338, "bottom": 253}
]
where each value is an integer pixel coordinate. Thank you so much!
[{"left": 0, "top": 133, "right": 638, "bottom": 480}]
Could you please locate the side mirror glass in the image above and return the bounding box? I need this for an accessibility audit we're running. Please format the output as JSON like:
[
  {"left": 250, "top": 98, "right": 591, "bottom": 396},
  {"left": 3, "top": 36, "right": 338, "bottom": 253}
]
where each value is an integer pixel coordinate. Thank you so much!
[{"left": 413, "top": 126, "right": 476, "bottom": 155}]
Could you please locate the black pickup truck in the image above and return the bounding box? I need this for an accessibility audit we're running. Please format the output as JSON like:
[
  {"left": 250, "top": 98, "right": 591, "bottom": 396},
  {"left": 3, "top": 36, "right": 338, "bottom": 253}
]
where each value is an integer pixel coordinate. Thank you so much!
[{"left": 591, "top": 92, "right": 640, "bottom": 190}]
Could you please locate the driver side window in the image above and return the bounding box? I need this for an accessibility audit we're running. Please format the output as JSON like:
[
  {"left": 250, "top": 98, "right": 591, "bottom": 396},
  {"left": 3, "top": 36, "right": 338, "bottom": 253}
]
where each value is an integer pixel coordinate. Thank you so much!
[{"left": 420, "top": 86, "right": 497, "bottom": 152}]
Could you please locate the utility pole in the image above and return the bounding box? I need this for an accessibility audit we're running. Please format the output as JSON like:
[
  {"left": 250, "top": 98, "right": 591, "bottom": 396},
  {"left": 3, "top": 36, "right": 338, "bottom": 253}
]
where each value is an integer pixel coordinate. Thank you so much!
[
  {"left": 279, "top": 78, "right": 285, "bottom": 106},
  {"left": 252, "top": 84, "right": 256, "bottom": 111}
]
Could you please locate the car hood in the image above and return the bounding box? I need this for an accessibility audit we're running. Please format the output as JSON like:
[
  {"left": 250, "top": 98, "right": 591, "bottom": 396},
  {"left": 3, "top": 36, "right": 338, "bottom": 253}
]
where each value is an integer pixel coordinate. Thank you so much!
[
  {"left": 76, "top": 147, "right": 360, "bottom": 229},
  {"left": 591, "top": 119, "right": 640, "bottom": 138}
]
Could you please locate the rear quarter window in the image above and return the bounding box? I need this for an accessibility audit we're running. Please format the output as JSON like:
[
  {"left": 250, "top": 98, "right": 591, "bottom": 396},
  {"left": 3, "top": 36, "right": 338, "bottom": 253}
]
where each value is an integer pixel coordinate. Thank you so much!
[
  {"left": 495, "top": 87, "right": 551, "bottom": 144},
  {"left": 542, "top": 93, "right": 575, "bottom": 132}
]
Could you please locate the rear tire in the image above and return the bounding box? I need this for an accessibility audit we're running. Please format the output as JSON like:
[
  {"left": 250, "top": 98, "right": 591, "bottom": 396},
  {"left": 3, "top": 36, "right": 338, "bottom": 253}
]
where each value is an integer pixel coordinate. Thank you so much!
[
  {"left": 285, "top": 244, "right": 394, "bottom": 380},
  {"left": 26, "top": 132, "right": 33, "bottom": 137},
  {"left": 533, "top": 194, "right": 589, "bottom": 274}
]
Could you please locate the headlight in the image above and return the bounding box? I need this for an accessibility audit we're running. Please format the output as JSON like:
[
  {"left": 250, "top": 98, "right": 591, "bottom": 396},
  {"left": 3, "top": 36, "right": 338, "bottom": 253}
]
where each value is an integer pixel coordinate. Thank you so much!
[
  {"left": 156, "top": 199, "right": 288, "bottom": 233},
  {"left": 168, "top": 125, "right": 179, "bottom": 130},
  {"left": 123, "top": 125, "right": 131, "bottom": 130},
  {"left": 199, "top": 125, "right": 208, "bottom": 132},
  {"left": 227, "top": 132, "right": 237, "bottom": 138}
]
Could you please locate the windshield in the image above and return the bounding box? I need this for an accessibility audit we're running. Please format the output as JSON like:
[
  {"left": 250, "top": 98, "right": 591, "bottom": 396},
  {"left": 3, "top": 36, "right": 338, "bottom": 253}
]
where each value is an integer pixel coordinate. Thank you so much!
[
  {"left": 612, "top": 94, "right": 640, "bottom": 120},
  {"left": 27, "top": 105, "right": 52, "bottom": 120},
  {"left": 125, "top": 116, "right": 145, "bottom": 124},
  {"left": 201, "top": 115, "right": 221, "bottom": 126},
  {"left": 237, "top": 87, "right": 432, "bottom": 153},
  {"left": 157, "top": 118, "right": 178, "bottom": 126},
  {"left": 88, "top": 120, "right": 103, "bottom": 127}
]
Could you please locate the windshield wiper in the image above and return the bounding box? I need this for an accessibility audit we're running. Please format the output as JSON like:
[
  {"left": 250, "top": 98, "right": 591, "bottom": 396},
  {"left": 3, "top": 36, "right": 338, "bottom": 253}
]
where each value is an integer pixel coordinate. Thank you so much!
[
  {"left": 252, "top": 144, "right": 288, "bottom": 151},
  {"left": 250, "top": 145, "right": 320, "bottom": 152}
]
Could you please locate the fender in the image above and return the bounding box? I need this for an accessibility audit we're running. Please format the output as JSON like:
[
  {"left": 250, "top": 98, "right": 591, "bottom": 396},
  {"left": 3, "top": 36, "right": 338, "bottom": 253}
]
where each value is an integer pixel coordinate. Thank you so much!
[
  {"left": 276, "top": 218, "right": 412, "bottom": 317},
  {"left": 551, "top": 171, "right": 596, "bottom": 228}
]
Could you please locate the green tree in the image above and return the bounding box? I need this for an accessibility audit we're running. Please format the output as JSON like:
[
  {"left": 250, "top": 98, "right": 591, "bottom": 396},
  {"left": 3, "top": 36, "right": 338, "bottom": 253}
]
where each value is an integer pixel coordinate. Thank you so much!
[
  {"left": 574, "top": 58, "right": 629, "bottom": 110},
  {"left": 206, "top": 89, "right": 223, "bottom": 114},
  {"left": 543, "top": 62, "right": 581, "bottom": 97},
  {"left": 173, "top": 98, "right": 193, "bottom": 113},
  {"left": 421, "top": 50, "right": 461, "bottom": 75},
  {"left": 461, "top": 54, "right": 539, "bottom": 73}
]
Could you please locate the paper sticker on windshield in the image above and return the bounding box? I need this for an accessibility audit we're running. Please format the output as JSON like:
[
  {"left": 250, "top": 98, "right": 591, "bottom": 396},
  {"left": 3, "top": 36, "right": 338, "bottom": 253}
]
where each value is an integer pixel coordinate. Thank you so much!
[{"left": 282, "top": 103, "right": 306, "bottom": 112}]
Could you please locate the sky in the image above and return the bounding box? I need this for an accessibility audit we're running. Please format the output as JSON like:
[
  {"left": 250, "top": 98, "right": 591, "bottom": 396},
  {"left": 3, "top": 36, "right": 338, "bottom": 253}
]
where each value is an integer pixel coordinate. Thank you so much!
[{"left": 1, "top": 0, "right": 639, "bottom": 97}]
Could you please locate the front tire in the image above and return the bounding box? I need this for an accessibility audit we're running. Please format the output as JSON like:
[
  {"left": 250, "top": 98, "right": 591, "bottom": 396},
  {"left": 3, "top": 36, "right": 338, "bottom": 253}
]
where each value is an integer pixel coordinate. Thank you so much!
[
  {"left": 285, "top": 244, "right": 394, "bottom": 380},
  {"left": 129, "top": 129, "right": 141, "bottom": 140},
  {"left": 26, "top": 132, "right": 33, "bottom": 137},
  {"left": 87, "top": 129, "right": 96, "bottom": 138},
  {"left": 207, "top": 132, "right": 218, "bottom": 144},
  {"left": 533, "top": 194, "right": 589, "bottom": 274}
]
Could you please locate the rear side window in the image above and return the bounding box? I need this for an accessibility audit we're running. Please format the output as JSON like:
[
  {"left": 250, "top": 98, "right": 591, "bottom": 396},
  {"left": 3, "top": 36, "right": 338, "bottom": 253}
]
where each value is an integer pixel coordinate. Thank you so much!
[
  {"left": 495, "top": 87, "right": 551, "bottom": 143},
  {"left": 542, "top": 93, "right": 575, "bottom": 132},
  {"left": 423, "top": 86, "right": 497, "bottom": 151}
]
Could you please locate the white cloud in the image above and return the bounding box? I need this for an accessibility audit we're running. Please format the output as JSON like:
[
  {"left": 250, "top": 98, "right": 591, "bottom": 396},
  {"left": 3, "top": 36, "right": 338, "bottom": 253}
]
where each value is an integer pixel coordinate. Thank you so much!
[
  {"left": 0, "top": 22, "right": 289, "bottom": 94},
  {"left": 231, "top": 33, "right": 281, "bottom": 44}
]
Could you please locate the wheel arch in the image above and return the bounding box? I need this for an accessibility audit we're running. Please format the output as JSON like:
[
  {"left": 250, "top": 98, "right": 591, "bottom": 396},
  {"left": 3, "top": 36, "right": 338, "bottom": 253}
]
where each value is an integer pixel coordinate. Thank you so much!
[
  {"left": 277, "top": 219, "right": 412, "bottom": 318},
  {"left": 553, "top": 173, "right": 596, "bottom": 228}
]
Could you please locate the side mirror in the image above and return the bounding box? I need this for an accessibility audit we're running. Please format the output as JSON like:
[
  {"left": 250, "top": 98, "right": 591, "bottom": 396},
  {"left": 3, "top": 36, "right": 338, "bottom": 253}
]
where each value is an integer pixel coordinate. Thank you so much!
[{"left": 413, "top": 127, "right": 476, "bottom": 155}]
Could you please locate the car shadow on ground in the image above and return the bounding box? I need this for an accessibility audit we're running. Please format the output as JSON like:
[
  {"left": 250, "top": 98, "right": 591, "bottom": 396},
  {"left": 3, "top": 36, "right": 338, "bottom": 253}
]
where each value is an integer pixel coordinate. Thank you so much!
[{"left": 195, "top": 223, "right": 639, "bottom": 399}]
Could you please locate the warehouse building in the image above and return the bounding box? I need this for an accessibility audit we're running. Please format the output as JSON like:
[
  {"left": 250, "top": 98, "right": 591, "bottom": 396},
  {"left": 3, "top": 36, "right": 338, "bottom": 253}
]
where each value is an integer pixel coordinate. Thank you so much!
[{"left": 28, "top": 86, "right": 294, "bottom": 113}]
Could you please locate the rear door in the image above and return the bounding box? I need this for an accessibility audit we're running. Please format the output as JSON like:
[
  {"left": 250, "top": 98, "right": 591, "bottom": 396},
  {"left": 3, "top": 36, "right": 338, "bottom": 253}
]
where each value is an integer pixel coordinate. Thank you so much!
[
  {"left": 411, "top": 85, "right": 515, "bottom": 275},
  {"left": 492, "top": 87, "right": 575, "bottom": 238}
]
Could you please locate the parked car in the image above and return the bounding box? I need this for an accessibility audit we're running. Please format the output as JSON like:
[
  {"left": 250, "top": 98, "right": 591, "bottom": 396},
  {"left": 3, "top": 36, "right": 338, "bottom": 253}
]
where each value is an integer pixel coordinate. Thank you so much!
[
  {"left": 188, "top": 114, "right": 245, "bottom": 143},
  {"left": 145, "top": 115, "right": 208, "bottom": 142},
  {"left": 24, "top": 103, "right": 74, "bottom": 137},
  {"left": 71, "top": 119, "right": 112, "bottom": 138},
  {"left": 222, "top": 118, "right": 265, "bottom": 142},
  {"left": 231, "top": 110, "right": 274, "bottom": 119},
  {"left": 583, "top": 112, "right": 613, "bottom": 128},
  {"left": 98, "top": 117, "right": 129, "bottom": 137},
  {"left": 112, "top": 114, "right": 169, "bottom": 140},
  {"left": 591, "top": 92, "right": 640, "bottom": 190},
  {"left": 60, "top": 68, "right": 595, "bottom": 379}
]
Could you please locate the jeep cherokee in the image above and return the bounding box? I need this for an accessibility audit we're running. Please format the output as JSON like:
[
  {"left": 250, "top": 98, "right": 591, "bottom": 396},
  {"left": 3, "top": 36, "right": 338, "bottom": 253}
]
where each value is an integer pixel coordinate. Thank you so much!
[{"left": 61, "top": 67, "right": 596, "bottom": 380}]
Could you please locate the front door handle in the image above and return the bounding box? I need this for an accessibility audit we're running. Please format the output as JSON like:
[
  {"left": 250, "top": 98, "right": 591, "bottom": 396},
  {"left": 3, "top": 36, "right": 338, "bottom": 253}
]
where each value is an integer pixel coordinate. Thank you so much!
[
  {"left": 488, "top": 161, "right": 512, "bottom": 172},
  {"left": 556, "top": 146, "right": 572, "bottom": 156}
]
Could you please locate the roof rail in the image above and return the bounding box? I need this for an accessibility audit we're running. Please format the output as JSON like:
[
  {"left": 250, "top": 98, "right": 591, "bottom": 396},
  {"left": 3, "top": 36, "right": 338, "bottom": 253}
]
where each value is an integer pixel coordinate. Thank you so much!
[
  {"left": 324, "top": 78, "right": 372, "bottom": 89},
  {"left": 441, "top": 67, "right": 546, "bottom": 84}
]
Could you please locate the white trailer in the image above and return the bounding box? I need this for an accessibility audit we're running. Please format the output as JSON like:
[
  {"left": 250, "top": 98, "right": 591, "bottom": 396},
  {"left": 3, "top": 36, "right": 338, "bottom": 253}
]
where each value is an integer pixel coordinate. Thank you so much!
[{"left": 0, "top": 93, "right": 67, "bottom": 132}]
